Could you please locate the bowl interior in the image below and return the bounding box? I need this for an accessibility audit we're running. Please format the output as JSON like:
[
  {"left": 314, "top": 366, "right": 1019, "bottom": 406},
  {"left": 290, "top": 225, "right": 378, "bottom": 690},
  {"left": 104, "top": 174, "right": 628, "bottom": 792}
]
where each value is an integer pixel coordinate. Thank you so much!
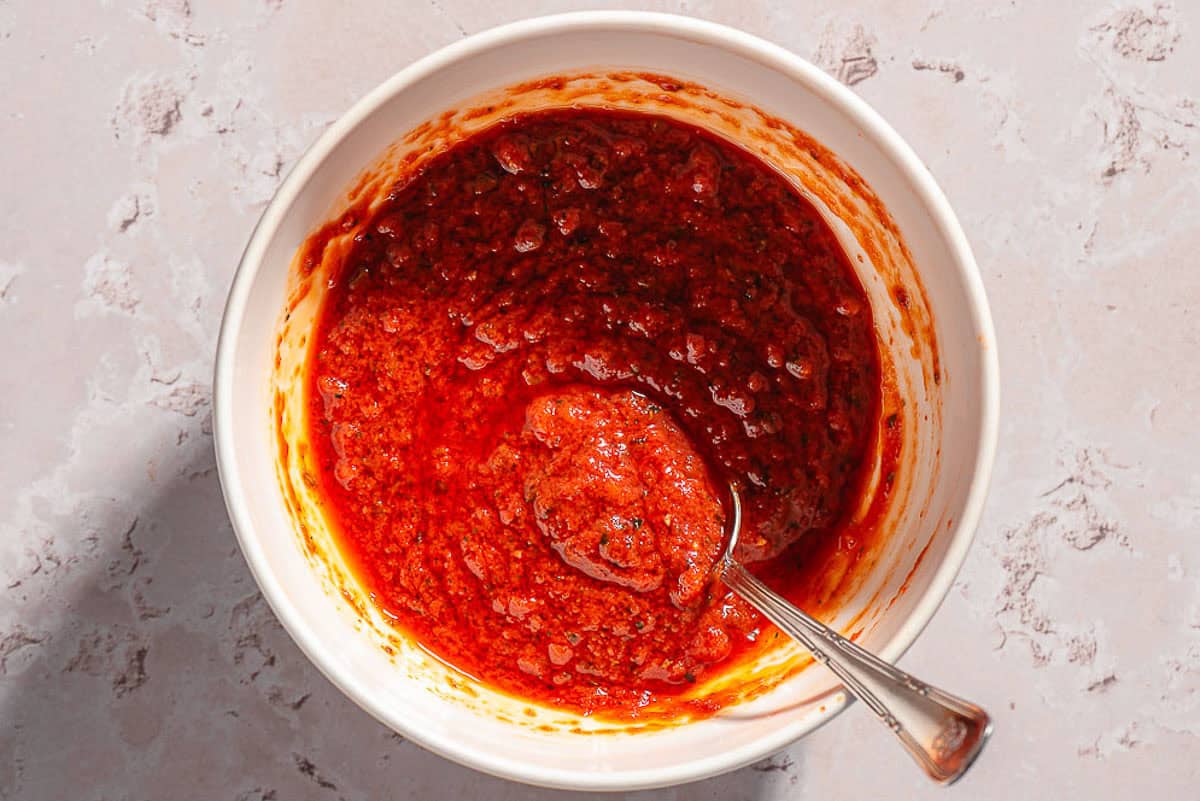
[{"left": 215, "top": 14, "right": 995, "bottom": 791}]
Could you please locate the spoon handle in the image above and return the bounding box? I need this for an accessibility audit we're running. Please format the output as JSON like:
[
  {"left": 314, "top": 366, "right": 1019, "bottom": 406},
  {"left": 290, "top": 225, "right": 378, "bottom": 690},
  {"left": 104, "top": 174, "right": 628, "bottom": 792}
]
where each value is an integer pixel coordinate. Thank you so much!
[{"left": 723, "top": 560, "right": 992, "bottom": 784}]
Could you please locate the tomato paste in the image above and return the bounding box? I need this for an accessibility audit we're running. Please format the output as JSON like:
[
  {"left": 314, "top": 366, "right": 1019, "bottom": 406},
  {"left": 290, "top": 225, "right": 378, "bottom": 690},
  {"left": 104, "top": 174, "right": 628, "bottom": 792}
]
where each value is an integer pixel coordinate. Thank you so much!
[{"left": 306, "top": 108, "right": 882, "bottom": 717}]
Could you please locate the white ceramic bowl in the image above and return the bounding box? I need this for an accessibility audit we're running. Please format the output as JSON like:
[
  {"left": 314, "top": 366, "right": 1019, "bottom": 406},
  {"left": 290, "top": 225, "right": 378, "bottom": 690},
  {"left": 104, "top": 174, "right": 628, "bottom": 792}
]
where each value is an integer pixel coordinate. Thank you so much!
[{"left": 214, "top": 11, "right": 997, "bottom": 791}]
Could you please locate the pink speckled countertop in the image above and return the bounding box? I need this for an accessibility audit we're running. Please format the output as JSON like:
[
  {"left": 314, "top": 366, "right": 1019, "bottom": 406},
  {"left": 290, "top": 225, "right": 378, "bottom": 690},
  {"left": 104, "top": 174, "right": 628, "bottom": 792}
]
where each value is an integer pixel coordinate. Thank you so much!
[{"left": 2, "top": 1, "right": 1198, "bottom": 798}]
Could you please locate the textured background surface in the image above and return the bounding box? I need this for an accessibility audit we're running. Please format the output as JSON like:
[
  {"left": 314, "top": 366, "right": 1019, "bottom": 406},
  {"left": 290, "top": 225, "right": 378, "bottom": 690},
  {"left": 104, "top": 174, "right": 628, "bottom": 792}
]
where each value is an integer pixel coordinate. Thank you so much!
[{"left": 2, "top": 1, "right": 1198, "bottom": 798}]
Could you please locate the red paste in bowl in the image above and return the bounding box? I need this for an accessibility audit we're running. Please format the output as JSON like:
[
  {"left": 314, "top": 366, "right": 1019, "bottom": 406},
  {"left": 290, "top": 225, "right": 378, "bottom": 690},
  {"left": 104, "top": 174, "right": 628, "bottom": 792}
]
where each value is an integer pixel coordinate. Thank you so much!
[{"left": 306, "top": 108, "right": 882, "bottom": 717}]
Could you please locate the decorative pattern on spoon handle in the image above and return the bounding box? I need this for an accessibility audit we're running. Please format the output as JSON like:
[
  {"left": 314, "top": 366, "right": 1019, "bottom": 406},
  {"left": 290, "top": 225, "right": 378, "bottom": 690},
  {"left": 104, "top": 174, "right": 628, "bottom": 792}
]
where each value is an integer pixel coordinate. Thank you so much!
[{"left": 722, "top": 559, "right": 991, "bottom": 784}]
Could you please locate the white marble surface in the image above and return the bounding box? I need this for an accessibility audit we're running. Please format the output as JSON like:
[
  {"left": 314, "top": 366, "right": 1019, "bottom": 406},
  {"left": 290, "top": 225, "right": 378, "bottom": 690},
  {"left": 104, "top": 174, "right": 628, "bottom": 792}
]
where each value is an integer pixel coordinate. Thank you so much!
[{"left": 2, "top": 1, "right": 1198, "bottom": 798}]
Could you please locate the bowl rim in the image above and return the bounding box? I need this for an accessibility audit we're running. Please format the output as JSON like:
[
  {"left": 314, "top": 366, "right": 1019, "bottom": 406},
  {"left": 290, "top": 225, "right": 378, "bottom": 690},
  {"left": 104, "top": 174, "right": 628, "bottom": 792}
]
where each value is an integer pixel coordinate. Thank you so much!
[{"left": 213, "top": 10, "right": 999, "bottom": 791}]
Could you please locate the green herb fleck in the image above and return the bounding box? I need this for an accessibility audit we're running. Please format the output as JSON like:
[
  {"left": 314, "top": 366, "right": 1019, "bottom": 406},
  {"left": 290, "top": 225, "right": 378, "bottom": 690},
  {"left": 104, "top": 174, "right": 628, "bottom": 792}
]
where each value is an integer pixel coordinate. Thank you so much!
[
  {"left": 630, "top": 517, "right": 643, "bottom": 530},
  {"left": 600, "top": 533, "right": 609, "bottom": 546},
  {"left": 684, "top": 672, "right": 697, "bottom": 684},
  {"left": 634, "top": 620, "right": 644, "bottom": 630}
]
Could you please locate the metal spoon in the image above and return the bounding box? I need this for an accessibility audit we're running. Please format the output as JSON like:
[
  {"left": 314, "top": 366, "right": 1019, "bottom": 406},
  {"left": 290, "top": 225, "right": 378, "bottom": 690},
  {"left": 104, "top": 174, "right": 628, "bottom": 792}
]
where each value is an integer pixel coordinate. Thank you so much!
[{"left": 721, "top": 486, "right": 992, "bottom": 784}]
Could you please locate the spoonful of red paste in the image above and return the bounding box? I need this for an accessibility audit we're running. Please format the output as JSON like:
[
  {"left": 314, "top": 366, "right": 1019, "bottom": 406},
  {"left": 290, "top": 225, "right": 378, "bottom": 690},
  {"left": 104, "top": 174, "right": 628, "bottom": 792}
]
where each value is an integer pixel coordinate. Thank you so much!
[{"left": 518, "top": 387, "right": 725, "bottom": 610}]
